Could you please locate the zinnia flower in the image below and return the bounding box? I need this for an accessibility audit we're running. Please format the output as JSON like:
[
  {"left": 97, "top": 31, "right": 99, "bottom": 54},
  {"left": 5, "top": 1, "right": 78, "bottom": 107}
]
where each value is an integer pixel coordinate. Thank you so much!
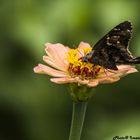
[{"left": 34, "top": 42, "right": 138, "bottom": 87}]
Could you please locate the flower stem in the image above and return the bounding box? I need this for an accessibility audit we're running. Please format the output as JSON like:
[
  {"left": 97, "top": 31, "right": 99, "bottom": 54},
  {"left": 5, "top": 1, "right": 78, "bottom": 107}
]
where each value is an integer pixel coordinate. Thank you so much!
[{"left": 69, "top": 101, "right": 88, "bottom": 140}]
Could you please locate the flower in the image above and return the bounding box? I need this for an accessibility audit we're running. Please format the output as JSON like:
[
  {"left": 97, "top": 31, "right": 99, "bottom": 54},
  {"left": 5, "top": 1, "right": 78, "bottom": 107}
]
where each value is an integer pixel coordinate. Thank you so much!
[{"left": 34, "top": 42, "right": 138, "bottom": 87}]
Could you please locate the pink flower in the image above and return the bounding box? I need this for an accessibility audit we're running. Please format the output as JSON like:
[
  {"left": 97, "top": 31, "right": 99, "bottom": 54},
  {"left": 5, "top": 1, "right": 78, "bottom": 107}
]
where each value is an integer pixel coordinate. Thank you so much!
[{"left": 33, "top": 42, "right": 138, "bottom": 87}]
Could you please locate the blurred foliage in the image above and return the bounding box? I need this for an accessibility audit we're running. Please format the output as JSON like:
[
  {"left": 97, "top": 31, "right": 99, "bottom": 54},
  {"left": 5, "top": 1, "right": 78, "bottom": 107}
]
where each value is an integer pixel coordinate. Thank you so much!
[{"left": 0, "top": 0, "right": 140, "bottom": 140}]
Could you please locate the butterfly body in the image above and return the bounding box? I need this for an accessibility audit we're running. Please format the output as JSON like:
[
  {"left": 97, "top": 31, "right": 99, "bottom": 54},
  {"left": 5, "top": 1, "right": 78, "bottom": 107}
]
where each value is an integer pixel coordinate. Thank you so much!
[{"left": 82, "top": 21, "right": 140, "bottom": 70}]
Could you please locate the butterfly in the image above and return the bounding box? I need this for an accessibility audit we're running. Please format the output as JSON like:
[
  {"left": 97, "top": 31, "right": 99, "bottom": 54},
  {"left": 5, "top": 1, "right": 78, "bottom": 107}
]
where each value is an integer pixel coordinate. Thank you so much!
[{"left": 82, "top": 21, "right": 140, "bottom": 70}]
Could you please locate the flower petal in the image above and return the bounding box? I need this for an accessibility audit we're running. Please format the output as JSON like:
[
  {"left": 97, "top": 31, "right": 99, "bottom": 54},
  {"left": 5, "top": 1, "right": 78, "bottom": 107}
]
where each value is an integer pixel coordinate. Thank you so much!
[
  {"left": 78, "top": 42, "right": 91, "bottom": 49},
  {"left": 77, "top": 42, "right": 91, "bottom": 57},
  {"left": 77, "top": 78, "right": 89, "bottom": 85},
  {"left": 117, "top": 64, "right": 133, "bottom": 70},
  {"left": 34, "top": 64, "right": 67, "bottom": 77},
  {"left": 50, "top": 77, "right": 76, "bottom": 84},
  {"left": 115, "top": 65, "right": 137, "bottom": 77},
  {"left": 98, "top": 76, "right": 120, "bottom": 84},
  {"left": 88, "top": 80, "right": 99, "bottom": 87},
  {"left": 126, "top": 67, "right": 138, "bottom": 74},
  {"left": 43, "top": 55, "right": 65, "bottom": 71},
  {"left": 95, "top": 65, "right": 138, "bottom": 85},
  {"left": 45, "top": 43, "right": 69, "bottom": 69},
  {"left": 98, "top": 65, "right": 137, "bottom": 79}
]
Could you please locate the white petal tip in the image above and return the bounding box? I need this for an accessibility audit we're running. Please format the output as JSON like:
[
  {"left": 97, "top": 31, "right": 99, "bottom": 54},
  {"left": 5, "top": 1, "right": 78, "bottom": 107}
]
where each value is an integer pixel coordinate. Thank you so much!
[{"left": 33, "top": 65, "right": 43, "bottom": 74}]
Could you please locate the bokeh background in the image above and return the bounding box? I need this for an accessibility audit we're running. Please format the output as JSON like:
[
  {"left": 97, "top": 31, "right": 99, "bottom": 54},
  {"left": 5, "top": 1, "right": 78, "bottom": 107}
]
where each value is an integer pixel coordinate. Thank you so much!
[{"left": 0, "top": 0, "right": 140, "bottom": 140}]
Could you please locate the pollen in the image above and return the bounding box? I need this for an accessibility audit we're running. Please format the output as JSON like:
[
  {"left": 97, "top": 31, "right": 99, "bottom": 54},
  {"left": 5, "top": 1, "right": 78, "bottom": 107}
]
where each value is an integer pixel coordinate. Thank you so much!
[{"left": 66, "top": 47, "right": 104, "bottom": 80}]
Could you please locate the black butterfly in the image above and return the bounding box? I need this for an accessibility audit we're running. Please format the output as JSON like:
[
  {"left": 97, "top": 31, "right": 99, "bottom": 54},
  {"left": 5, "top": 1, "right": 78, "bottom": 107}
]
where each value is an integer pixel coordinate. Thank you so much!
[{"left": 82, "top": 21, "right": 140, "bottom": 70}]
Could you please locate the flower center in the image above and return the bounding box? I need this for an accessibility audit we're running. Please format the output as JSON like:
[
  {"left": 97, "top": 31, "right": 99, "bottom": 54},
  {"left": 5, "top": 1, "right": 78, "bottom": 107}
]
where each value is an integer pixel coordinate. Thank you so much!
[{"left": 66, "top": 47, "right": 104, "bottom": 80}]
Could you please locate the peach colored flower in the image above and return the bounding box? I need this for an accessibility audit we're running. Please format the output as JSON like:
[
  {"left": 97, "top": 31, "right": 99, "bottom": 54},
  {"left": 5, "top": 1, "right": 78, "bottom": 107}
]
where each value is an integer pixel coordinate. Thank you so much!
[{"left": 33, "top": 42, "right": 138, "bottom": 87}]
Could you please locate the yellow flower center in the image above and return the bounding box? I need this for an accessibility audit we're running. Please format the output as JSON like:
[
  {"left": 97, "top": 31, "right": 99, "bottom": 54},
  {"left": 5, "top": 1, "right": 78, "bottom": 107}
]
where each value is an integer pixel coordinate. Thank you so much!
[{"left": 66, "top": 47, "right": 104, "bottom": 80}]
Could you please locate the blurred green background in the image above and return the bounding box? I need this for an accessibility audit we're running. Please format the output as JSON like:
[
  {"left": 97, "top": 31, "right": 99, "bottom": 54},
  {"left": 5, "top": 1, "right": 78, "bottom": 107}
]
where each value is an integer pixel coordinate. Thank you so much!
[{"left": 0, "top": 0, "right": 140, "bottom": 140}]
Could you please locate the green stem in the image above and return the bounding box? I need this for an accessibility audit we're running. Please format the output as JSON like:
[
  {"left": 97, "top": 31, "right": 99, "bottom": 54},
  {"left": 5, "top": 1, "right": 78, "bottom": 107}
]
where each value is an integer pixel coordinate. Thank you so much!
[{"left": 69, "top": 101, "right": 88, "bottom": 140}]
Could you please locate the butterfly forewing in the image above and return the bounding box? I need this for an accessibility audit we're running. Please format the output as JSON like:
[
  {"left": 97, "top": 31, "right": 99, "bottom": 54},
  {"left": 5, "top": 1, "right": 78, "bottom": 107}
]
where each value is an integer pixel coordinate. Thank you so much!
[
  {"left": 88, "top": 21, "right": 134, "bottom": 70},
  {"left": 93, "top": 21, "right": 132, "bottom": 50}
]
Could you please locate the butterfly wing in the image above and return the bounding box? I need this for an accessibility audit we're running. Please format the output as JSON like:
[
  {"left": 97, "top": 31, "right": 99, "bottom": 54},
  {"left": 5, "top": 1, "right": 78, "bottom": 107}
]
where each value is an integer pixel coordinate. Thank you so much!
[{"left": 90, "top": 21, "right": 133, "bottom": 70}]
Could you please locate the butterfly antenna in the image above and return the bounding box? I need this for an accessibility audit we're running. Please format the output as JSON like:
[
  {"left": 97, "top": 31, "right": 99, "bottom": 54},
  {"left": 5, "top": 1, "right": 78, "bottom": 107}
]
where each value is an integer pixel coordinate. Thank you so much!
[
  {"left": 103, "top": 68, "right": 109, "bottom": 77},
  {"left": 77, "top": 48, "right": 84, "bottom": 57},
  {"left": 106, "top": 69, "right": 118, "bottom": 74},
  {"left": 72, "top": 44, "right": 84, "bottom": 57},
  {"left": 103, "top": 68, "right": 118, "bottom": 78}
]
